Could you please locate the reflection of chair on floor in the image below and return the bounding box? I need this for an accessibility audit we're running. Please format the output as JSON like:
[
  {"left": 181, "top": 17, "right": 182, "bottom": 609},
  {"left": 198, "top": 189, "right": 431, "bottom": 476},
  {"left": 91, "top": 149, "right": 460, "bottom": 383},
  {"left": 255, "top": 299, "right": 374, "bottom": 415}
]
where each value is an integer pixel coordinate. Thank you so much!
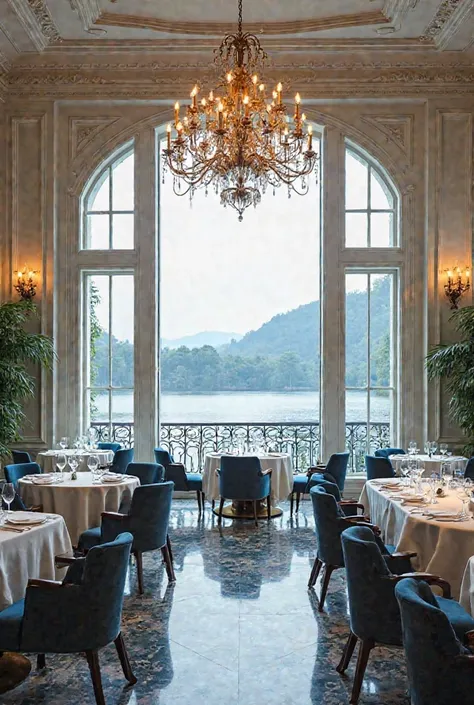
[
  {"left": 217, "top": 456, "right": 272, "bottom": 526},
  {"left": 151, "top": 583, "right": 176, "bottom": 690}
]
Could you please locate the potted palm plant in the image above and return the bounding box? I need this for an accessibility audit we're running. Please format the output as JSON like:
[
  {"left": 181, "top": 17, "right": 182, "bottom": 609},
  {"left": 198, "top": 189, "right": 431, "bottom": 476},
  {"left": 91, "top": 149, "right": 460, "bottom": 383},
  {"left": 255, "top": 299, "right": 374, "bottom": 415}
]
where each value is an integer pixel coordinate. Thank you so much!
[
  {"left": 0, "top": 300, "right": 55, "bottom": 458},
  {"left": 426, "top": 306, "right": 474, "bottom": 455}
]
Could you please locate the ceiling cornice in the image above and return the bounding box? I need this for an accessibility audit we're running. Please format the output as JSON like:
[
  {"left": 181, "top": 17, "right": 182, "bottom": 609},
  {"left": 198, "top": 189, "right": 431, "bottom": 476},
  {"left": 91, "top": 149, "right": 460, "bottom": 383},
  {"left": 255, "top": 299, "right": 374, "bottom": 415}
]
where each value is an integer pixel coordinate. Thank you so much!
[
  {"left": 68, "top": 0, "right": 102, "bottom": 34},
  {"left": 420, "top": 0, "right": 466, "bottom": 43},
  {"left": 6, "top": 0, "right": 61, "bottom": 51},
  {"left": 95, "top": 9, "right": 389, "bottom": 36}
]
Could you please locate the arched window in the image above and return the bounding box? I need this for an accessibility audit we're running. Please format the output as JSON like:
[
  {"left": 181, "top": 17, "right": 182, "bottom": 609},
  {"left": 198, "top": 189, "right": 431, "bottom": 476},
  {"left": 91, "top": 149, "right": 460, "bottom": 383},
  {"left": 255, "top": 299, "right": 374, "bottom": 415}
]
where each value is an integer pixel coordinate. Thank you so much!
[
  {"left": 345, "top": 144, "right": 398, "bottom": 248},
  {"left": 81, "top": 146, "right": 134, "bottom": 250}
]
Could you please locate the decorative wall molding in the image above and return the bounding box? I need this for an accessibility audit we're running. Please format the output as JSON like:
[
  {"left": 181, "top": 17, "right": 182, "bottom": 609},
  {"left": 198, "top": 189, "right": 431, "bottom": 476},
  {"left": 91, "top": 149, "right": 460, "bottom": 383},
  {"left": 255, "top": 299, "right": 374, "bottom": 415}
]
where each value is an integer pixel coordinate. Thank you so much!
[
  {"left": 68, "top": 0, "right": 105, "bottom": 35},
  {"left": 26, "top": 0, "right": 61, "bottom": 44},
  {"left": 434, "top": 0, "right": 474, "bottom": 50},
  {"left": 361, "top": 114, "right": 414, "bottom": 164},
  {"left": 70, "top": 116, "right": 121, "bottom": 158},
  {"left": 96, "top": 9, "right": 389, "bottom": 36}
]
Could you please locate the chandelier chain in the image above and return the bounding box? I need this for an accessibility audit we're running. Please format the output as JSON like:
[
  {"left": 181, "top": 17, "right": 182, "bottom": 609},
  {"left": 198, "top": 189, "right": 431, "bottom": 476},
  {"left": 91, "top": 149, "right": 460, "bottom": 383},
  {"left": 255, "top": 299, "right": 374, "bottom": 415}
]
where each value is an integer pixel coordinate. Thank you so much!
[{"left": 238, "top": 0, "right": 243, "bottom": 36}]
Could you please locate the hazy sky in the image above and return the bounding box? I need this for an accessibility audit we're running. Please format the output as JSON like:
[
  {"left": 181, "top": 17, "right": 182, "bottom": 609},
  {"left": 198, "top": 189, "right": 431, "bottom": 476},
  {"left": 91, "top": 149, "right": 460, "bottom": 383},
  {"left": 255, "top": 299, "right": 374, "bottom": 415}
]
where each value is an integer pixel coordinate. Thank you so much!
[{"left": 88, "top": 142, "right": 390, "bottom": 342}]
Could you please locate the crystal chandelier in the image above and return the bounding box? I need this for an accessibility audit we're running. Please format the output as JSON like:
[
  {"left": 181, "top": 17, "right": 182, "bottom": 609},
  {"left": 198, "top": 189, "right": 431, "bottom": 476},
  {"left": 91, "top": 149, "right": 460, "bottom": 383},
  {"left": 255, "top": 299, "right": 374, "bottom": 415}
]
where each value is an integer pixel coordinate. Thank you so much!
[{"left": 163, "top": 0, "right": 319, "bottom": 221}]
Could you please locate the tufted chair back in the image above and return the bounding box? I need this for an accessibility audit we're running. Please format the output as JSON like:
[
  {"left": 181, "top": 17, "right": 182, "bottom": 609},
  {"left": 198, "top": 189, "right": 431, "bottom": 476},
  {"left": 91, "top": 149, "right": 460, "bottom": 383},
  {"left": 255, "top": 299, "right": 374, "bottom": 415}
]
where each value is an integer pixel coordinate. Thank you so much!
[
  {"left": 365, "top": 454, "right": 395, "bottom": 480},
  {"left": 126, "top": 462, "right": 164, "bottom": 485},
  {"left": 218, "top": 456, "right": 270, "bottom": 501}
]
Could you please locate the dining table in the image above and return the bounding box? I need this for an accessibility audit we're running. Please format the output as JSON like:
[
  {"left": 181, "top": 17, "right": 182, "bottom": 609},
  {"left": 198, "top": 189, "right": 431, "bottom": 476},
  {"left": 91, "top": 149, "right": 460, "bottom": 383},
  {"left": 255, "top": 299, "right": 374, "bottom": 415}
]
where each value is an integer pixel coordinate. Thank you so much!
[
  {"left": 0, "top": 511, "right": 72, "bottom": 693},
  {"left": 389, "top": 454, "right": 467, "bottom": 477},
  {"left": 360, "top": 478, "right": 474, "bottom": 599},
  {"left": 18, "top": 472, "right": 139, "bottom": 544},
  {"left": 36, "top": 448, "right": 114, "bottom": 473},
  {"left": 202, "top": 451, "right": 293, "bottom": 518}
]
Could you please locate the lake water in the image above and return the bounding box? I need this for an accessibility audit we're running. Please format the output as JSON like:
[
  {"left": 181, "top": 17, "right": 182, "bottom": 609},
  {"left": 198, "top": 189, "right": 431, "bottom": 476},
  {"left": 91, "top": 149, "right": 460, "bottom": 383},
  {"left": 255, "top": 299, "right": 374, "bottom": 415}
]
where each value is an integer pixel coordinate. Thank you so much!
[{"left": 93, "top": 390, "right": 390, "bottom": 423}]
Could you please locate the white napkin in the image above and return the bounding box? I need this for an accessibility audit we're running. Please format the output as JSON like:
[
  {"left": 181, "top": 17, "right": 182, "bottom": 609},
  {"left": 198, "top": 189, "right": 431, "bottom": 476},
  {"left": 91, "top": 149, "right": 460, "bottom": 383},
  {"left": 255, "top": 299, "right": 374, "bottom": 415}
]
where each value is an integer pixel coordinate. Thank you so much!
[
  {"left": 101, "top": 473, "right": 123, "bottom": 483},
  {"left": 30, "top": 474, "right": 57, "bottom": 484}
]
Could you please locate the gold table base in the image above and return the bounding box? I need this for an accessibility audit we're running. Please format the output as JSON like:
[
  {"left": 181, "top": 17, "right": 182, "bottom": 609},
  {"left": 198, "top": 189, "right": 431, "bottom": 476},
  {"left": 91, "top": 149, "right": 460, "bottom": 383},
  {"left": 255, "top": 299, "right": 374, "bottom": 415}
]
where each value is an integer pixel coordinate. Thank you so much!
[
  {"left": 213, "top": 500, "right": 283, "bottom": 519},
  {"left": 0, "top": 653, "right": 31, "bottom": 694}
]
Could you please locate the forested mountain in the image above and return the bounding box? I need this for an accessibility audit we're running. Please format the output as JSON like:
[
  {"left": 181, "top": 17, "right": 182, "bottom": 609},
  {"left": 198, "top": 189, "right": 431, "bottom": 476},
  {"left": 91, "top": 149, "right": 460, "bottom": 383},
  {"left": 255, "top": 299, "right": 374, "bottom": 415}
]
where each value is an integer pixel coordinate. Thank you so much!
[{"left": 92, "top": 277, "right": 391, "bottom": 392}]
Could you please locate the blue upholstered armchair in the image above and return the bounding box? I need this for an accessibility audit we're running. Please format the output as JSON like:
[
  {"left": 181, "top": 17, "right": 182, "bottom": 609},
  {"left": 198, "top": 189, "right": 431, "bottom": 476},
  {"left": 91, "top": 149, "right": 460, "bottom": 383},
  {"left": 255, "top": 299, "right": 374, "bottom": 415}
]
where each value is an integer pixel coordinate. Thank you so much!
[
  {"left": 154, "top": 446, "right": 204, "bottom": 512},
  {"left": 97, "top": 441, "right": 122, "bottom": 453},
  {"left": 3, "top": 462, "right": 43, "bottom": 512},
  {"left": 395, "top": 578, "right": 474, "bottom": 705},
  {"left": 374, "top": 447, "right": 405, "bottom": 459},
  {"left": 217, "top": 456, "right": 272, "bottom": 526},
  {"left": 464, "top": 457, "right": 474, "bottom": 480},
  {"left": 78, "top": 482, "right": 176, "bottom": 593},
  {"left": 313, "top": 478, "right": 366, "bottom": 517},
  {"left": 338, "top": 526, "right": 474, "bottom": 705},
  {"left": 0, "top": 533, "right": 136, "bottom": 705},
  {"left": 291, "top": 452, "right": 349, "bottom": 515},
  {"left": 365, "top": 454, "right": 395, "bottom": 480},
  {"left": 11, "top": 450, "right": 32, "bottom": 464},
  {"left": 110, "top": 447, "right": 134, "bottom": 473},
  {"left": 125, "top": 462, "right": 164, "bottom": 485},
  {"left": 309, "top": 487, "right": 414, "bottom": 614}
]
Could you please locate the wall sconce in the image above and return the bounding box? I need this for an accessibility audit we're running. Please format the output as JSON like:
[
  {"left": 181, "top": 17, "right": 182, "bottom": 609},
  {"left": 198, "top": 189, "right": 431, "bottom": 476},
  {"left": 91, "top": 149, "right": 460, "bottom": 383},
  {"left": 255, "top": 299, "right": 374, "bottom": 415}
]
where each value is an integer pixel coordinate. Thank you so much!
[
  {"left": 13, "top": 266, "right": 39, "bottom": 301},
  {"left": 444, "top": 266, "right": 470, "bottom": 310}
]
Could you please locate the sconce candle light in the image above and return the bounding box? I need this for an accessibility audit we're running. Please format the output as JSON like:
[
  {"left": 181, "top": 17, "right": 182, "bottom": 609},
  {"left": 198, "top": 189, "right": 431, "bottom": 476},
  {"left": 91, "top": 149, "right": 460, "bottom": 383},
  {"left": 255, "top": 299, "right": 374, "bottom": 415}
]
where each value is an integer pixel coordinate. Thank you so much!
[
  {"left": 14, "top": 266, "right": 38, "bottom": 300},
  {"left": 444, "top": 266, "right": 470, "bottom": 310}
]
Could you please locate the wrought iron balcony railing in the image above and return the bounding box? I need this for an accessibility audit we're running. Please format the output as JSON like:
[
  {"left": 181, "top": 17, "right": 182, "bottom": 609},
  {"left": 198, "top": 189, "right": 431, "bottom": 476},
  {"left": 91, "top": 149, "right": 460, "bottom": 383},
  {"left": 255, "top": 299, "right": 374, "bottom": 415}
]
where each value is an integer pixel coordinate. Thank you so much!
[{"left": 90, "top": 420, "right": 390, "bottom": 474}]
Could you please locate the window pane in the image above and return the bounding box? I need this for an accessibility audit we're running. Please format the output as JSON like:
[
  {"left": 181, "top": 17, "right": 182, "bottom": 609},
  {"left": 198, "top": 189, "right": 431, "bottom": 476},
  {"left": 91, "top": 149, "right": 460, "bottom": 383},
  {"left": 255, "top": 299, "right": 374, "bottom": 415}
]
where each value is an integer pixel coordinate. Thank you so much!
[
  {"left": 88, "top": 275, "right": 110, "bottom": 386},
  {"left": 346, "top": 273, "right": 368, "bottom": 387},
  {"left": 370, "top": 274, "right": 392, "bottom": 388},
  {"left": 346, "top": 151, "right": 368, "bottom": 209},
  {"left": 111, "top": 275, "right": 134, "bottom": 387},
  {"left": 88, "top": 172, "right": 109, "bottom": 212},
  {"left": 112, "top": 213, "right": 134, "bottom": 249},
  {"left": 370, "top": 213, "right": 393, "bottom": 248},
  {"left": 371, "top": 170, "right": 394, "bottom": 210},
  {"left": 370, "top": 390, "right": 391, "bottom": 452},
  {"left": 87, "top": 214, "right": 109, "bottom": 249},
  {"left": 89, "top": 390, "right": 110, "bottom": 422},
  {"left": 112, "top": 153, "right": 134, "bottom": 211},
  {"left": 346, "top": 213, "right": 368, "bottom": 248},
  {"left": 112, "top": 391, "right": 133, "bottom": 423}
]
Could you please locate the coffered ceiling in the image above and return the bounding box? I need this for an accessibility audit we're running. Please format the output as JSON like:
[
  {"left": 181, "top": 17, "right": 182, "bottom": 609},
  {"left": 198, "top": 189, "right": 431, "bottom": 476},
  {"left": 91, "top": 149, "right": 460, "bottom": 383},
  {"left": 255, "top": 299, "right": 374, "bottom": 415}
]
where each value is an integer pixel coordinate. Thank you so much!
[{"left": 0, "top": 0, "right": 473, "bottom": 70}]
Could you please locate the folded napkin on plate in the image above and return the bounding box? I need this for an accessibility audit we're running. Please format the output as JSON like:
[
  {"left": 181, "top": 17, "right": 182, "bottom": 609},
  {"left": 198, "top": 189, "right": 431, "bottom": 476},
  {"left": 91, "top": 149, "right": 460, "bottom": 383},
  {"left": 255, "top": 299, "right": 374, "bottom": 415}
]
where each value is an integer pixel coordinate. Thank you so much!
[
  {"left": 425, "top": 510, "right": 460, "bottom": 519},
  {"left": 401, "top": 496, "right": 426, "bottom": 504},
  {"left": 101, "top": 473, "right": 123, "bottom": 482},
  {"left": 30, "top": 474, "right": 57, "bottom": 484}
]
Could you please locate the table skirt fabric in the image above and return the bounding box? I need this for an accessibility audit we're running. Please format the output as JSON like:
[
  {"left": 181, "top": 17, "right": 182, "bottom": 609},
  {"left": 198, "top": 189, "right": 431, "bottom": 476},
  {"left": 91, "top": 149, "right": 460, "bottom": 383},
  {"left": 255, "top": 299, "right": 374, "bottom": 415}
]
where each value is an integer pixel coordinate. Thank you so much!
[
  {"left": 360, "top": 479, "right": 474, "bottom": 599},
  {"left": 202, "top": 453, "right": 294, "bottom": 503},
  {"left": 0, "top": 515, "right": 72, "bottom": 610},
  {"left": 19, "top": 473, "right": 140, "bottom": 544}
]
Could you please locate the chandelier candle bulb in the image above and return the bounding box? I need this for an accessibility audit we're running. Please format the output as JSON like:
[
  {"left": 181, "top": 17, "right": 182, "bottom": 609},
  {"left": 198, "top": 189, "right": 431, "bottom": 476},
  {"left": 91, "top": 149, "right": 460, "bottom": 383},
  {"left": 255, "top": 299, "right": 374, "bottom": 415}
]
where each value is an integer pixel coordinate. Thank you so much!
[
  {"left": 166, "top": 124, "right": 171, "bottom": 150},
  {"left": 174, "top": 102, "right": 180, "bottom": 125},
  {"left": 308, "top": 124, "right": 313, "bottom": 150},
  {"left": 277, "top": 83, "right": 283, "bottom": 104}
]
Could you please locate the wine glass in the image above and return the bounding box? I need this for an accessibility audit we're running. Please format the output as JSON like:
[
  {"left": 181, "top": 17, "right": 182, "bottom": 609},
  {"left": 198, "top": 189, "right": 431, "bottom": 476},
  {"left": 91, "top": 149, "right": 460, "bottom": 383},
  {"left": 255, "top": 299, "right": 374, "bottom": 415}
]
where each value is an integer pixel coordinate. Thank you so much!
[
  {"left": 440, "top": 443, "right": 448, "bottom": 457},
  {"left": 456, "top": 484, "right": 471, "bottom": 518},
  {"left": 68, "top": 454, "right": 79, "bottom": 477},
  {"left": 2, "top": 483, "right": 15, "bottom": 512},
  {"left": 430, "top": 441, "right": 438, "bottom": 457},
  {"left": 408, "top": 440, "right": 417, "bottom": 455},
  {"left": 88, "top": 454, "right": 100, "bottom": 483},
  {"left": 59, "top": 437, "right": 69, "bottom": 451},
  {"left": 55, "top": 453, "right": 67, "bottom": 474}
]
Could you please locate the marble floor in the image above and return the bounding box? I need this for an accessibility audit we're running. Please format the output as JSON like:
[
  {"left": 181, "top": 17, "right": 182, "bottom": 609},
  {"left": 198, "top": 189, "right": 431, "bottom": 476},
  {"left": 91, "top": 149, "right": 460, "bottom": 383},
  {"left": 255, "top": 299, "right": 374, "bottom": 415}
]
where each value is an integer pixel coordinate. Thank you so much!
[{"left": 3, "top": 500, "right": 409, "bottom": 705}]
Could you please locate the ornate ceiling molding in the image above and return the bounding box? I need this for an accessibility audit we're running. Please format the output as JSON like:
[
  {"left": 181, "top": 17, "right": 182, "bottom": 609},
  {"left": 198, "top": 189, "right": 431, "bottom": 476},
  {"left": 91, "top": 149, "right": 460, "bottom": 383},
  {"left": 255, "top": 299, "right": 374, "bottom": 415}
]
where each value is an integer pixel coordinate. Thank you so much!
[
  {"left": 95, "top": 9, "right": 389, "bottom": 36},
  {"left": 420, "top": 0, "right": 465, "bottom": 43},
  {"left": 6, "top": 0, "right": 61, "bottom": 50},
  {"left": 68, "top": 0, "right": 103, "bottom": 35},
  {"left": 434, "top": 0, "right": 474, "bottom": 49},
  {"left": 26, "top": 0, "right": 61, "bottom": 43}
]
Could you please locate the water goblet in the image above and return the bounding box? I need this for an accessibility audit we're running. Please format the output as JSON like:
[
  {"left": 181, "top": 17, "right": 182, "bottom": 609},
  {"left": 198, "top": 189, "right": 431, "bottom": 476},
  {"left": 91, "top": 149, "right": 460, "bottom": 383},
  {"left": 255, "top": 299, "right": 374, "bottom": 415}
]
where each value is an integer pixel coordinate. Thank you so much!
[
  {"left": 68, "top": 454, "right": 79, "bottom": 479},
  {"left": 88, "top": 454, "right": 100, "bottom": 483},
  {"left": 1, "top": 483, "right": 15, "bottom": 512},
  {"left": 430, "top": 441, "right": 438, "bottom": 457},
  {"left": 440, "top": 443, "right": 448, "bottom": 457},
  {"left": 59, "top": 436, "right": 69, "bottom": 451},
  {"left": 55, "top": 453, "right": 67, "bottom": 475},
  {"left": 408, "top": 440, "right": 417, "bottom": 456},
  {"left": 456, "top": 486, "right": 470, "bottom": 518}
]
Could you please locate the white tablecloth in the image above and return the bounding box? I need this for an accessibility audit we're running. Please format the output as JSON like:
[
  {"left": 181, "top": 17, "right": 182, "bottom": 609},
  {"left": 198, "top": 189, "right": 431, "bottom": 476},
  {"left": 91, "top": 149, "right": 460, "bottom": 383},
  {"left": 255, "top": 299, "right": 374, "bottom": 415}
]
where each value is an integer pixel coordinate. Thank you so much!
[
  {"left": 19, "top": 472, "right": 139, "bottom": 544},
  {"left": 460, "top": 556, "right": 474, "bottom": 616},
  {"left": 360, "top": 479, "right": 474, "bottom": 599},
  {"left": 389, "top": 454, "right": 467, "bottom": 477},
  {"left": 37, "top": 449, "right": 114, "bottom": 473},
  {"left": 202, "top": 452, "right": 293, "bottom": 503},
  {"left": 0, "top": 513, "right": 72, "bottom": 610}
]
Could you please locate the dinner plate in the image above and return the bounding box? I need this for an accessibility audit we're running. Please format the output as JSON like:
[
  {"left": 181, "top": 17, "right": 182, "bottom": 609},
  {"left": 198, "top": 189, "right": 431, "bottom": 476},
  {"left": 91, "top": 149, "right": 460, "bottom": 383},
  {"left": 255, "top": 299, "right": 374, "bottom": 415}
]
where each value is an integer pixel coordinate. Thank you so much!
[{"left": 6, "top": 512, "right": 47, "bottom": 525}]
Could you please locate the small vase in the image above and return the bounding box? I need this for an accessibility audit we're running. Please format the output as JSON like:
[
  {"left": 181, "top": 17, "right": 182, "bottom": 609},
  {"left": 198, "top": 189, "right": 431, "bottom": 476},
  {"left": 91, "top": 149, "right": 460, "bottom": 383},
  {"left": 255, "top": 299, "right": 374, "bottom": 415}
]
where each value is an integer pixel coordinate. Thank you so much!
[{"left": 71, "top": 470, "right": 77, "bottom": 480}]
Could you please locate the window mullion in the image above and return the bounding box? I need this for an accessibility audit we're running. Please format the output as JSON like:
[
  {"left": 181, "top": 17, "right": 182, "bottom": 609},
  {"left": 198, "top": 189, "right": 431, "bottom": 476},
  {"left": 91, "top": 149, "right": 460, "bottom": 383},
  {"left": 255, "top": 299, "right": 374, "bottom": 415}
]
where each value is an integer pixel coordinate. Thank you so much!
[{"left": 108, "top": 275, "right": 113, "bottom": 437}]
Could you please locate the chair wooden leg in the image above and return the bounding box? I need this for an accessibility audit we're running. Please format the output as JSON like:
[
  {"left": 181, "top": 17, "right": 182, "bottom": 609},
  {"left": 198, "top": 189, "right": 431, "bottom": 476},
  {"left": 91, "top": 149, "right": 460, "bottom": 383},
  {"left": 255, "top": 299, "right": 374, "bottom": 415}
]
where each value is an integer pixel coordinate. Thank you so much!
[
  {"left": 212, "top": 499, "right": 215, "bottom": 510},
  {"left": 290, "top": 492, "right": 294, "bottom": 516},
  {"left": 166, "top": 534, "right": 174, "bottom": 564},
  {"left": 266, "top": 495, "right": 271, "bottom": 520},
  {"left": 135, "top": 551, "right": 144, "bottom": 595},
  {"left": 350, "top": 639, "right": 374, "bottom": 705},
  {"left": 253, "top": 500, "right": 258, "bottom": 527},
  {"left": 318, "top": 564, "right": 335, "bottom": 611},
  {"left": 196, "top": 490, "right": 202, "bottom": 513},
  {"left": 201, "top": 492, "right": 205, "bottom": 510},
  {"left": 85, "top": 650, "right": 105, "bottom": 705},
  {"left": 308, "top": 557, "right": 322, "bottom": 588},
  {"left": 161, "top": 544, "right": 176, "bottom": 582},
  {"left": 296, "top": 492, "right": 301, "bottom": 513},
  {"left": 114, "top": 632, "right": 137, "bottom": 685},
  {"left": 37, "top": 653, "right": 46, "bottom": 670},
  {"left": 336, "top": 631, "right": 358, "bottom": 674},
  {"left": 218, "top": 497, "right": 225, "bottom": 525}
]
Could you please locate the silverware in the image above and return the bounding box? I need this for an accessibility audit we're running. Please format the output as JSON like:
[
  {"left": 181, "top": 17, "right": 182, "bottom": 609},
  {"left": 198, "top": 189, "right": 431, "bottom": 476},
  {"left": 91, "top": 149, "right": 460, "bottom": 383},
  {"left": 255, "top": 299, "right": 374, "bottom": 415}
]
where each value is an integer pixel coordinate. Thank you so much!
[{"left": 0, "top": 525, "right": 31, "bottom": 533}]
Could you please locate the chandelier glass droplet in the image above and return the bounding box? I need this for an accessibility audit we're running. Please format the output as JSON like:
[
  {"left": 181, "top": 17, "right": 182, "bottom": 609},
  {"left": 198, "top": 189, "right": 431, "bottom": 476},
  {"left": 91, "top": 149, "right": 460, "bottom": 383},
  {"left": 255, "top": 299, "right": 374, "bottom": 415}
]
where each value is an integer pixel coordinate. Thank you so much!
[{"left": 163, "top": 0, "right": 319, "bottom": 221}]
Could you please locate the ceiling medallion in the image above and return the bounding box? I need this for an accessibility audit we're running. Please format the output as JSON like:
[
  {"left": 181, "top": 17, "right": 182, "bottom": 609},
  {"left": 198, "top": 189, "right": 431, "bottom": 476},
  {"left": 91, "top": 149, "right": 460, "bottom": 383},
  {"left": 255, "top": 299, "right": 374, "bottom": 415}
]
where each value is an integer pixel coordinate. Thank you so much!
[{"left": 163, "top": 0, "right": 318, "bottom": 221}]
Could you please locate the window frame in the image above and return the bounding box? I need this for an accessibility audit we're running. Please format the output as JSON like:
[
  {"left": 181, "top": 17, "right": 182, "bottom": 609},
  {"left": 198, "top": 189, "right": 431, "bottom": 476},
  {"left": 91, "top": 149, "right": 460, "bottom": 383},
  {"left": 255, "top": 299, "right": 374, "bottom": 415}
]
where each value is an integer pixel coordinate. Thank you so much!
[{"left": 345, "top": 142, "right": 399, "bottom": 249}]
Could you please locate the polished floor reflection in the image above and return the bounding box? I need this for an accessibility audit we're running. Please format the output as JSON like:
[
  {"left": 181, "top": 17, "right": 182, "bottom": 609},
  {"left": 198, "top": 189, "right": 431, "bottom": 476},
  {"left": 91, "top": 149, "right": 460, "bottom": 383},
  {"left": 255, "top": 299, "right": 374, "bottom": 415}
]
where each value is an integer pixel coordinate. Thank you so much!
[{"left": 3, "top": 500, "right": 409, "bottom": 704}]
